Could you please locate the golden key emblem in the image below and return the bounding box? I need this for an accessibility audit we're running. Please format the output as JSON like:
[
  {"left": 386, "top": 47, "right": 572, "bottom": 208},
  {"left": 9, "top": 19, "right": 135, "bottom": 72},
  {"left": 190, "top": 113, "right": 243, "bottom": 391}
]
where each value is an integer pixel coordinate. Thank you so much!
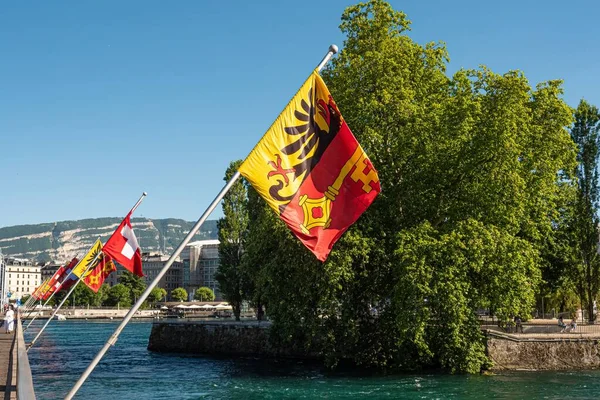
[{"left": 299, "top": 145, "right": 379, "bottom": 234}]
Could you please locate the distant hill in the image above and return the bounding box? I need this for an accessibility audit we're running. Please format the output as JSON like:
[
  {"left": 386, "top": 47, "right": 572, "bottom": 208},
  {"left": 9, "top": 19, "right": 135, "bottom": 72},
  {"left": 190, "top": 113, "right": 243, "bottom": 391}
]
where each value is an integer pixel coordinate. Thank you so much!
[{"left": 0, "top": 218, "right": 218, "bottom": 263}]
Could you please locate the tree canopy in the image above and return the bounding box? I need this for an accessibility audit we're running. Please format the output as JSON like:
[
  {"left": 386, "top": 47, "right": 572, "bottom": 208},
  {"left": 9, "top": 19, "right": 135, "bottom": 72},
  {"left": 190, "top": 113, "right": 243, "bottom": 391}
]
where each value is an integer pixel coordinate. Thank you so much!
[
  {"left": 171, "top": 287, "right": 187, "bottom": 302},
  {"left": 229, "top": 0, "right": 579, "bottom": 373},
  {"left": 194, "top": 287, "right": 215, "bottom": 302}
]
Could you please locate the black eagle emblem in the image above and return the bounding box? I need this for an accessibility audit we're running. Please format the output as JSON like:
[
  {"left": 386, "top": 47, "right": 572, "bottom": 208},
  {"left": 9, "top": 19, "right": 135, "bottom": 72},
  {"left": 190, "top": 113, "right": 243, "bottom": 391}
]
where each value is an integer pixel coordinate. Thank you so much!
[{"left": 268, "top": 85, "right": 342, "bottom": 203}]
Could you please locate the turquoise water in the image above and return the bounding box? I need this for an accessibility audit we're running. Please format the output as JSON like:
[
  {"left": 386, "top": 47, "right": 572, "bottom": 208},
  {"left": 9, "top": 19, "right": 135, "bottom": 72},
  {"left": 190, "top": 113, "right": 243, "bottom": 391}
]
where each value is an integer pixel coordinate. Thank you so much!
[{"left": 25, "top": 320, "right": 598, "bottom": 399}]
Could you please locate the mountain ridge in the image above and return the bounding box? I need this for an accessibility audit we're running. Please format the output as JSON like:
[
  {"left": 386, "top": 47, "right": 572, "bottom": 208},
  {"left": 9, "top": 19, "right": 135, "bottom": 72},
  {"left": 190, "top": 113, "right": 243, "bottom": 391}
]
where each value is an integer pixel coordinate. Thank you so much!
[{"left": 0, "top": 218, "right": 218, "bottom": 263}]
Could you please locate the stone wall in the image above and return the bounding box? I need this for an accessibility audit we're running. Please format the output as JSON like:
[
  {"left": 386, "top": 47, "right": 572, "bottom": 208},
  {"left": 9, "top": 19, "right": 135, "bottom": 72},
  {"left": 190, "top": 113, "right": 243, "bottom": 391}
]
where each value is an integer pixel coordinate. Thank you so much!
[
  {"left": 487, "top": 334, "right": 600, "bottom": 370},
  {"left": 147, "top": 320, "right": 320, "bottom": 359},
  {"left": 149, "top": 321, "right": 600, "bottom": 370}
]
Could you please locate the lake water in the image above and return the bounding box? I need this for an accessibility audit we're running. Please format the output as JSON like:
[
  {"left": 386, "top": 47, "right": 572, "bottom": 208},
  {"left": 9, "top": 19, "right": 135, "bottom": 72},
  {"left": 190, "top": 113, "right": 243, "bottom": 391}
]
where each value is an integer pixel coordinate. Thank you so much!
[{"left": 24, "top": 319, "right": 598, "bottom": 399}]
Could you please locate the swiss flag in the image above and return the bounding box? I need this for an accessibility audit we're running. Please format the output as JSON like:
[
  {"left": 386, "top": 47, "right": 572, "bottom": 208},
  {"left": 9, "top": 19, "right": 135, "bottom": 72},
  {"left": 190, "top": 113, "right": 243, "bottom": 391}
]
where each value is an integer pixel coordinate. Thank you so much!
[{"left": 103, "top": 212, "right": 143, "bottom": 276}]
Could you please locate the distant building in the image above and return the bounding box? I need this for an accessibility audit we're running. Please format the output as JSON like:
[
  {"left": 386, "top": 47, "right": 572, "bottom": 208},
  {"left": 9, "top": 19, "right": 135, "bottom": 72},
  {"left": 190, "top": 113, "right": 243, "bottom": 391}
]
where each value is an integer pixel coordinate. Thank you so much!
[
  {"left": 181, "top": 240, "right": 221, "bottom": 301},
  {"left": 103, "top": 240, "right": 222, "bottom": 301},
  {"left": 140, "top": 253, "right": 183, "bottom": 298},
  {"left": 3, "top": 257, "right": 41, "bottom": 300},
  {"left": 41, "top": 262, "right": 61, "bottom": 281},
  {"left": 105, "top": 253, "right": 183, "bottom": 301}
]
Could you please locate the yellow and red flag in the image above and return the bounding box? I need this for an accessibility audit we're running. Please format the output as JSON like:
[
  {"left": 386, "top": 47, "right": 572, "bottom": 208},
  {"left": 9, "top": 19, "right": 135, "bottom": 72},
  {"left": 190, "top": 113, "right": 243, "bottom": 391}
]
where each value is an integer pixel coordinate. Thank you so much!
[
  {"left": 71, "top": 240, "right": 103, "bottom": 278},
  {"left": 32, "top": 278, "right": 50, "bottom": 300},
  {"left": 239, "top": 71, "right": 380, "bottom": 261},
  {"left": 82, "top": 254, "right": 116, "bottom": 293},
  {"left": 35, "top": 278, "right": 52, "bottom": 300}
]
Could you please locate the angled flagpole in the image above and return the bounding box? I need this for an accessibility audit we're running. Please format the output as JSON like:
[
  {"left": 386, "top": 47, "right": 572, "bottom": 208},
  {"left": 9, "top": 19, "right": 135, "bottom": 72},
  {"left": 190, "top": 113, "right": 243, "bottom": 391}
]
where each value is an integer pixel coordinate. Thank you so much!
[
  {"left": 24, "top": 257, "right": 82, "bottom": 331},
  {"left": 28, "top": 193, "right": 147, "bottom": 350},
  {"left": 27, "top": 253, "right": 100, "bottom": 350},
  {"left": 64, "top": 45, "right": 339, "bottom": 400},
  {"left": 22, "top": 282, "right": 48, "bottom": 321}
]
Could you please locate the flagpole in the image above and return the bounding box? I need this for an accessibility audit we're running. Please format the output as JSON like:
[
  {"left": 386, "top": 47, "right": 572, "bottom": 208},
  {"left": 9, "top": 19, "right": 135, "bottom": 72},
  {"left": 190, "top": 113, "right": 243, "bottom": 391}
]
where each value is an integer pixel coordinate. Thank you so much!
[
  {"left": 22, "top": 297, "right": 41, "bottom": 326},
  {"left": 129, "top": 192, "right": 147, "bottom": 215},
  {"left": 24, "top": 296, "right": 35, "bottom": 309},
  {"left": 28, "top": 192, "right": 147, "bottom": 350},
  {"left": 24, "top": 273, "right": 72, "bottom": 331},
  {"left": 64, "top": 44, "right": 338, "bottom": 400},
  {"left": 27, "top": 255, "right": 101, "bottom": 350},
  {"left": 25, "top": 256, "right": 83, "bottom": 330},
  {"left": 22, "top": 288, "right": 45, "bottom": 321},
  {"left": 22, "top": 296, "right": 34, "bottom": 311}
]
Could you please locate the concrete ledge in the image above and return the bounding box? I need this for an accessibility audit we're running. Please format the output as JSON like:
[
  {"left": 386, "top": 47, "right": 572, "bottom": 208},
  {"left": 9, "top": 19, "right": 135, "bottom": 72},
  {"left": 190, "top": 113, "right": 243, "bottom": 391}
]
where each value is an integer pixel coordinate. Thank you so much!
[
  {"left": 147, "top": 320, "right": 319, "bottom": 359},
  {"left": 486, "top": 331, "right": 600, "bottom": 370}
]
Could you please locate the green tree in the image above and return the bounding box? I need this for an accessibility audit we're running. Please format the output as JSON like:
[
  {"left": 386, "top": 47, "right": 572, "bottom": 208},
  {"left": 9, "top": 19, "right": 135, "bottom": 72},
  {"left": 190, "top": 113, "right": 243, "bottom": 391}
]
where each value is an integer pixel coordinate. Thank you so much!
[
  {"left": 250, "top": 0, "right": 576, "bottom": 373},
  {"left": 106, "top": 284, "right": 132, "bottom": 307},
  {"left": 240, "top": 186, "right": 275, "bottom": 321},
  {"left": 119, "top": 271, "right": 147, "bottom": 304},
  {"left": 148, "top": 287, "right": 167, "bottom": 304},
  {"left": 194, "top": 287, "right": 215, "bottom": 302},
  {"left": 96, "top": 284, "right": 111, "bottom": 306},
  {"left": 215, "top": 160, "right": 248, "bottom": 321},
  {"left": 70, "top": 283, "right": 98, "bottom": 307},
  {"left": 170, "top": 287, "right": 187, "bottom": 302},
  {"left": 569, "top": 100, "right": 600, "bottom": 322}
]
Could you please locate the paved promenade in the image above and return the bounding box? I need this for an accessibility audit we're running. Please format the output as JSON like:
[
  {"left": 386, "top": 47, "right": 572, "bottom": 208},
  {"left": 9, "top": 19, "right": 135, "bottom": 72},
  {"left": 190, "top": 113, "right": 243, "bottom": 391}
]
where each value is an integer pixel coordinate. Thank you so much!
[{"left": 0, "top": 329, "right": 17, "bottom": 399}]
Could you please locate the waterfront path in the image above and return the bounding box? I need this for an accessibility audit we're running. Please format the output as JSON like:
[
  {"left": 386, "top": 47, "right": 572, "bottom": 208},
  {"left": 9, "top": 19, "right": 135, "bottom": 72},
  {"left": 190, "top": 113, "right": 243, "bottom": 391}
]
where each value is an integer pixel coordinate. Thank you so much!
[{"left": 0, "top": 328, "right": 17, "bottom": 399}]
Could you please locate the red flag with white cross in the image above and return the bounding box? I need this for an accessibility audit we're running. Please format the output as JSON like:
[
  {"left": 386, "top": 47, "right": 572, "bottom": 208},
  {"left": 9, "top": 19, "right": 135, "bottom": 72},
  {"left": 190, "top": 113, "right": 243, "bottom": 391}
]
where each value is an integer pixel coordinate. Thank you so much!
[{"left": 103, "top": 212, "right": 143, "bottom": 276}]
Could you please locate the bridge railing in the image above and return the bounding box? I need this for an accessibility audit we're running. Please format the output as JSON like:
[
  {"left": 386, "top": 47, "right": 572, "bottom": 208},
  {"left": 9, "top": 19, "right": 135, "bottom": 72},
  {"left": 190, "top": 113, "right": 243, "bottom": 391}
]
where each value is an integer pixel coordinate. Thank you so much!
[{"left": 16, "top": 315, "right": 36, "bottom": 400}]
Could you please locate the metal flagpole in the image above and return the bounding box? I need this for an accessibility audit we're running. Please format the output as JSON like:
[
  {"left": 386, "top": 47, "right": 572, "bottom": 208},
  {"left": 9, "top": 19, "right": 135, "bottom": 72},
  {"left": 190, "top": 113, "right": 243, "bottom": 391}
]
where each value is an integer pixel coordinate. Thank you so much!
[
  {"left": 28, "top": 192, "right": 147, "bottom": 350},
  {"left": 22, "top": 296, "right": 33, "bottom": 311},
  {"left": 25, "top": 275, "right": 70, "bottom": 331},
  {"left": 25, "top": 252, "right": 85, "bottom": 331},
  {"left": 27, "top": 253, "right": 101, "bottom": 350},
  {"left": 21, "top": 297, "right": 37, "bottom": 320},
  {"left": 64, "top": 44, "right": 338, "bottom": 400},
  {"left": 22, "top": 287, "right": 45, "bottom": 321}
]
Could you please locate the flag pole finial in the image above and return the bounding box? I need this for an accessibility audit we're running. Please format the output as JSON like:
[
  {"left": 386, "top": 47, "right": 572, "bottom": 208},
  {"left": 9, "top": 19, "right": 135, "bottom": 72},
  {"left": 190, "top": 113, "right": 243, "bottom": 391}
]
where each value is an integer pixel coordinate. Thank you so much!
[
  {"left": 316, "top": 44, "right": 338, "bottom": 73},
  {"left": 130, "top": 192, "right": 148, "bottom": 215}
]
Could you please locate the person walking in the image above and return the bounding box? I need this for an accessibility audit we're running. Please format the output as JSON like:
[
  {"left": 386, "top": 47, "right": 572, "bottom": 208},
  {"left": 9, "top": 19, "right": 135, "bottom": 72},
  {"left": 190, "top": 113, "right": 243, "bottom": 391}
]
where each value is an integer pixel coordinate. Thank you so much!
[{"left": 4, "top": 305, "right": 15, "bottom": 334}]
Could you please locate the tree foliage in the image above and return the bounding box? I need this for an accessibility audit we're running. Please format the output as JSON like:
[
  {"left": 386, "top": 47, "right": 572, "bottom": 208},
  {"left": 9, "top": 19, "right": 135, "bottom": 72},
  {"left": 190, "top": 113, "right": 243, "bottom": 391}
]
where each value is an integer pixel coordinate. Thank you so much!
[
  {"left": 235, "top": 0, "right": 577, "bottom": 373},
  {"left": 170, "top": 287, "right": 187, "bottom": 302},
  {"left": 106, "top": 284, "right": 132, "bottom": 307},
  {"left": 194, "top": 287, "right": 215, "bottom": 302},
  {"left": 216, "top": 160, "right": 249, "bottom": 321},
  {"left": 119, "top": 271, "right": 147, "bottom": 304},
  {"left": 148, "top": 287, "right": 167, "bottom": 304},
  {"left": 568, "top": 100, "right": 600, "bottom": 321}
]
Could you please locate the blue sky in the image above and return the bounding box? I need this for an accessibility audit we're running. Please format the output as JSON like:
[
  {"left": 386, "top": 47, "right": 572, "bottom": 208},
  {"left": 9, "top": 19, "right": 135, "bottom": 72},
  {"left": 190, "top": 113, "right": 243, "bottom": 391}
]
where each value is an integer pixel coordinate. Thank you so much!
[{"left": 1, "top": 1, "right": 598, "bottom": 228}]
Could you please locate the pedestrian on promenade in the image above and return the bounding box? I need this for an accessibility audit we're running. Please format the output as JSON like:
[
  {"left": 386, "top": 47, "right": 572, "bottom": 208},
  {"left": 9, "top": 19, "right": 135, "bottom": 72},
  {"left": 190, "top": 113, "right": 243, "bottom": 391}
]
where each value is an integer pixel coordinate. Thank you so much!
[
  {"left": 3, "top": 305, "right": 15, "bottom": 334},
  {"left": 567, "top": 317, "right": 577, "bottom": 333},
  {"left": 558, "top": 316, "right": 566, "bottom": 333},
  {"left": 514, "top": 315, "right": 523, "bottom": 333}
]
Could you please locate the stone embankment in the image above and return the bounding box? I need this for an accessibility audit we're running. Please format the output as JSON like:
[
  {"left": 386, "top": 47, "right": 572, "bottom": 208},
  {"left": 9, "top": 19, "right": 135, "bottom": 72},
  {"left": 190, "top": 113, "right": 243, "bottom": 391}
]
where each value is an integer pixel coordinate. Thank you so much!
[
  {"left": 149, "top": 320, "right": 600, "bottom": 371},
  {"left": 148, "top": 320, "right": 319, "bottom": 359},
  {"left": 486, "top": 331, "right": 600, "bottom": 370}
]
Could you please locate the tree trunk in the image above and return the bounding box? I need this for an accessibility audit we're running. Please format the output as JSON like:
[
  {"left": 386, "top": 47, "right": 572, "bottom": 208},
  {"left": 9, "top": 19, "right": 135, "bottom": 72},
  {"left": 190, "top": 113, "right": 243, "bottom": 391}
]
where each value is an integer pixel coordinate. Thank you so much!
[
  {"left": 234, "top": 302, "right": 241, "bottom": 321},
  {"left": 256, "top": 303, "right": 264, "bottom": 321}
]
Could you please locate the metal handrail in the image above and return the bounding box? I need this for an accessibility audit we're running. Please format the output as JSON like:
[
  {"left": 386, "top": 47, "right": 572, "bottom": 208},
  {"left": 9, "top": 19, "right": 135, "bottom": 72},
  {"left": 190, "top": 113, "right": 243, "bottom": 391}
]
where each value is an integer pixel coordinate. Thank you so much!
[{"left": 16, "top": 314, "right": 36, "bottom": 400}]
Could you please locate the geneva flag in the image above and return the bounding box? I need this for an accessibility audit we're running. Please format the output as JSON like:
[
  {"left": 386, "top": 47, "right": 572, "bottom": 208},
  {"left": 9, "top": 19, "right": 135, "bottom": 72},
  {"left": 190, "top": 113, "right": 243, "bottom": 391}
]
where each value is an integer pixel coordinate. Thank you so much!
[
  {"left": 239, "top": 71, "right": 380, "bottom": 261},
  {"left": 71, "top": 240, "right": 104, "bottom": 279},
  {"left": 83, "top": 254, "right": 116, "bottom": 293},
  {"left": 103, "top": 212, "right": 143, "bottom": 276}
]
